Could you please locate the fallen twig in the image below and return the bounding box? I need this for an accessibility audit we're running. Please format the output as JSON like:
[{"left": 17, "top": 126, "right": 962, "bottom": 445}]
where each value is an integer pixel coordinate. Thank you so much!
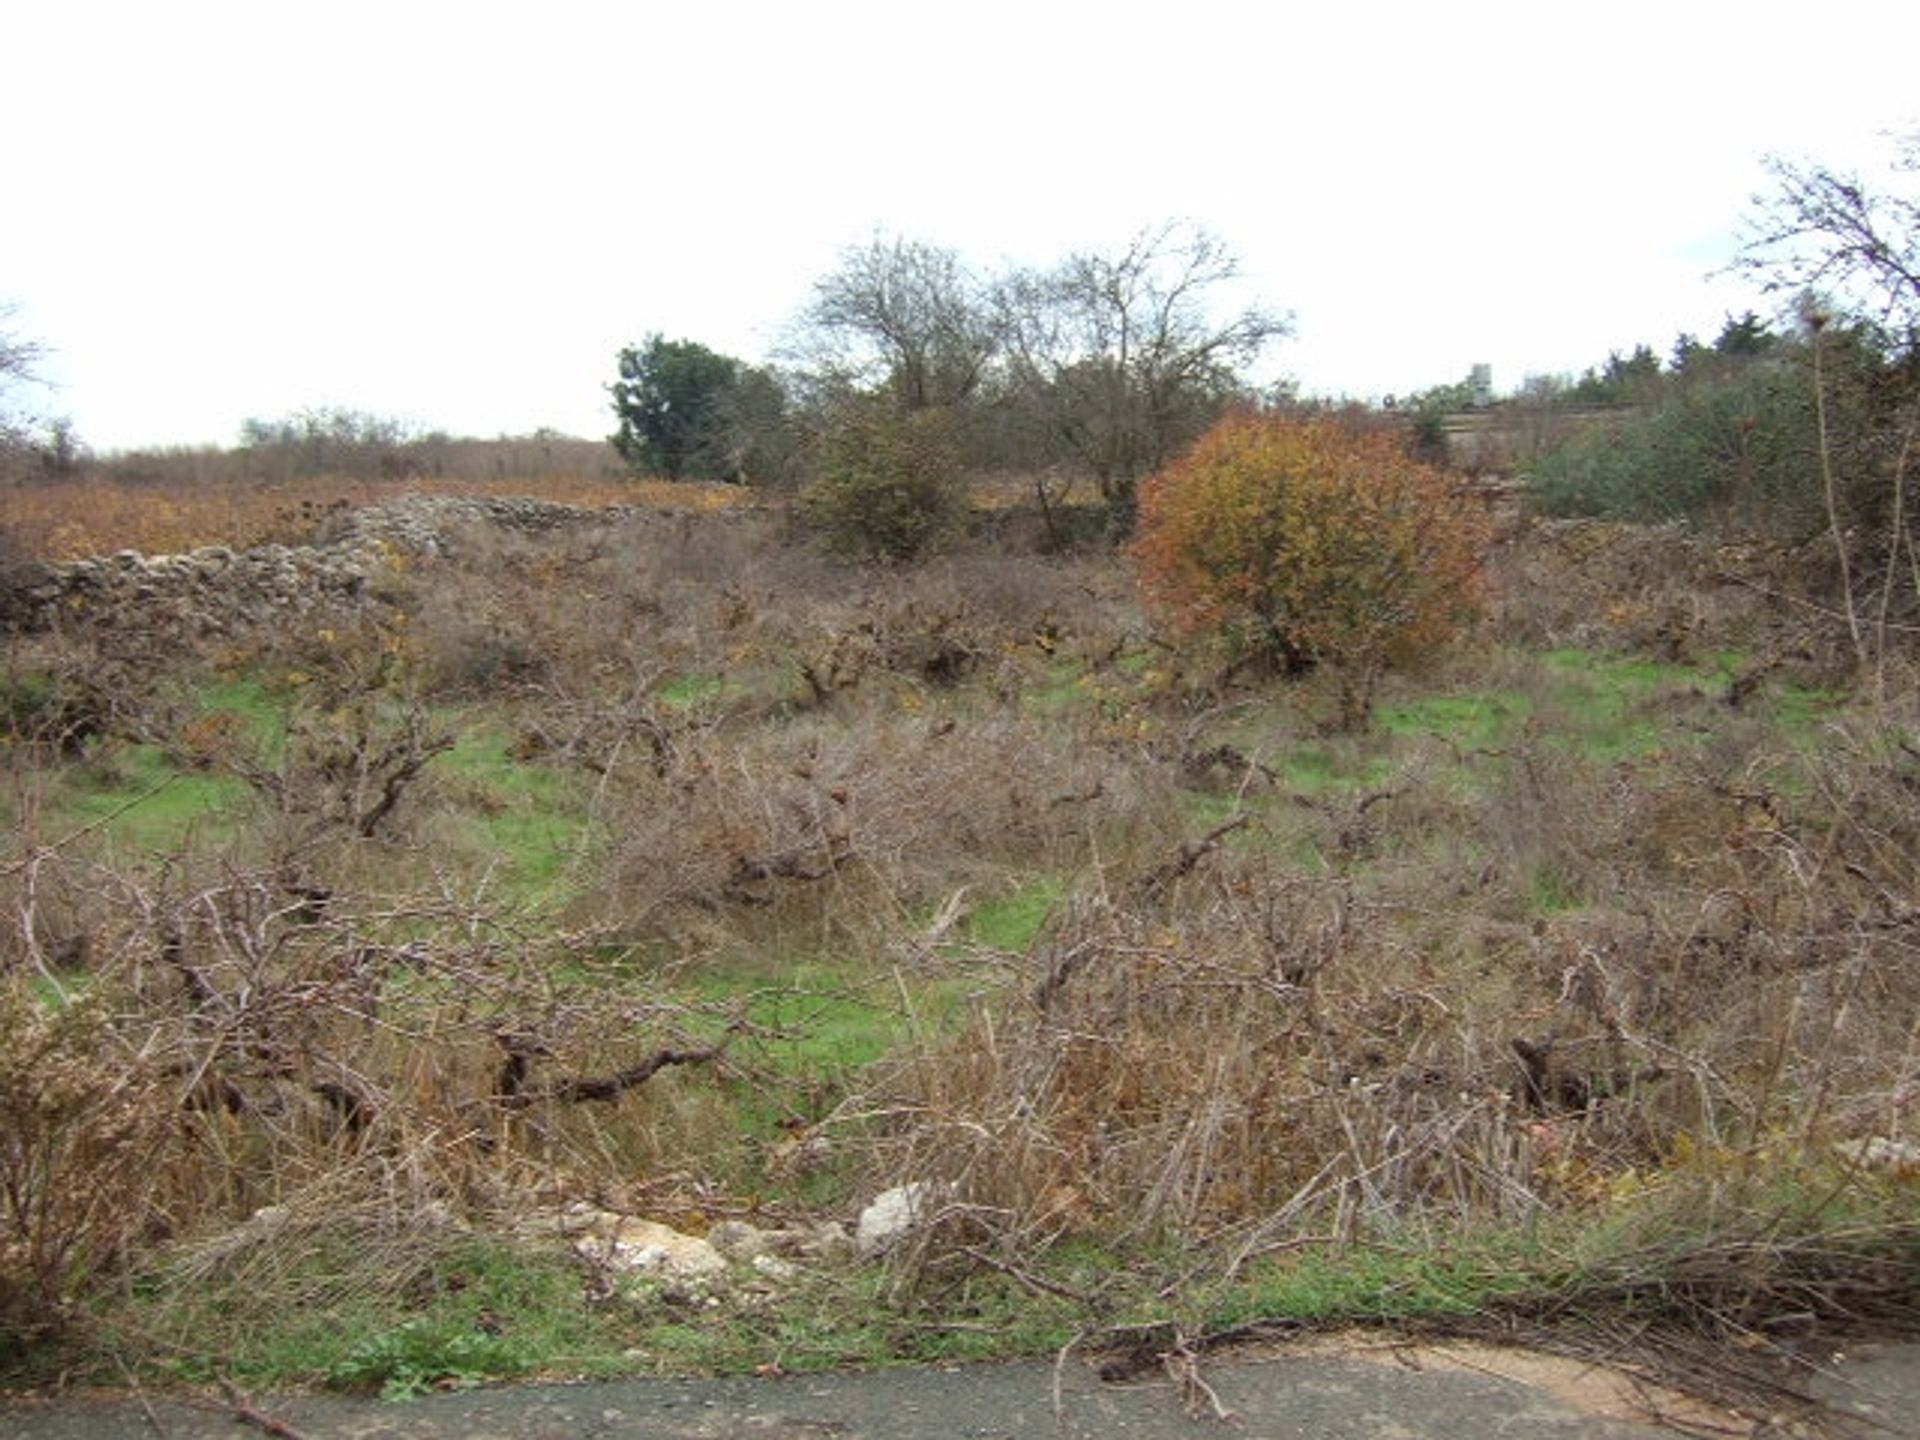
[
  {"left": 213, "top": 1382, "right": 309, "bottom": 1440},
  {"left": 1095, "top": 1317, "right": 1305, "bottom": 1381},
  {"left": 1162, "top": 1340, "right": 1238, "bottom": 1424},
  {"left": 109, "top": 1353, "right": 169, "bottom": 1438}
]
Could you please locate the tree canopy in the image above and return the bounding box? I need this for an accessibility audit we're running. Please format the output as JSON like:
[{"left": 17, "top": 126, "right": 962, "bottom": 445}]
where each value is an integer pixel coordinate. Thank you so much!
[
  {"left": 796, "top": 238, "right": 1000, "bottom": 412},
  {"left": 610, "top": 335, "right": 749, "bottom": 481},
  {"left": 999, "top": 224, "right": 1290, "bottom": 520}
]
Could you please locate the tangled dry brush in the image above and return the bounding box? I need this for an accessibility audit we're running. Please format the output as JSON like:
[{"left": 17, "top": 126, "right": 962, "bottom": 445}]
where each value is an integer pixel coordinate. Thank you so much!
[{"left": 3, "top": 497, "right": 1917, "bottom": 1350}]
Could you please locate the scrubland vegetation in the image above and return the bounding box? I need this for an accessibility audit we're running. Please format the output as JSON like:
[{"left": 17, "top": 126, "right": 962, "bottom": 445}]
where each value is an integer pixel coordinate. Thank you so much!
[
  {"left": 4, "top": 474, "right": 1915, "bottom": 1404},
  {"left": 1, "top": 145, "right": 1917, "bottom": 1419}
]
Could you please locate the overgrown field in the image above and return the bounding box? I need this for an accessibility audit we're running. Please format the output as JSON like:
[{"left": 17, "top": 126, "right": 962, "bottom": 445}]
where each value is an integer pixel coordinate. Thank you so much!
[{"left": 3, "top": 486, "right": 1916, "bottom": 1406}]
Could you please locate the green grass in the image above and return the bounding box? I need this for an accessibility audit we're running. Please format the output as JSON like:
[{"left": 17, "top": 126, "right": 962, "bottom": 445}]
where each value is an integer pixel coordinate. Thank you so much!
[
  {"left": 1017, "top": 659, "right": 1091, "bottom": 716},
  {"left": 28, "top": 678, "right": 597, "bottom": 903},
  {"left": 93, "top": 1231, "right": 636, "bottom": 1396},
  {"left": 673, "top": 950, "right": 981, "bottom": 1078},
  {"left": 656, "top": 671, "right": 733, "bottom": 709},
  {"left": 52, "top": 743, "right": 250, "bottom": 854},
  {"left": 1771, "top": 679, "right": 1842, "bottom": 739},
  {"left": 1376, "top": 691, "right": 1530, "bottom": 750},
  {"left": 1216, "top": 1239, "right": 1543, "bottom": 1329},
  {"left": 1273, "top": 741, "right": 1395, "bottom": 795},
  {"left": 192, "top": 674, "right": 289, "bottom": 747},
  {"left": 1159, "top": 645, "right": 1834, "bottom": 899},
  {"left": 1525, "top": 865, "right": 1587, "bottom": 916},
  {"left": 29, "top": 673, "right": 286, "bottom": 856},
  {"left": 430, "top": 723, "right": 592, "bottom": 905},
  {"left": 619, "top": 1267, "right": 1080, "bottom": 1376},
  {"left": 60, "top": 1164, "right": 1912, "bottom": 1396},
  {"left": 1537, "top": 648, "right": 1733, "bottom": 763},
  {"left": 90, "top": 1228, "right": 1529, "bottom": 1392},
  {"left": 962, "top": 875, "right": 1064, "bottom": 951},
  {"left": 544, "top": 945, "right": 991, "bottom": 1208}
]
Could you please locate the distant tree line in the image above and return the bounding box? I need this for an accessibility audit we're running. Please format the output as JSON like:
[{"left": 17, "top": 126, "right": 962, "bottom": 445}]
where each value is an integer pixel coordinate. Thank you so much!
[
  {"left": 1522, "top": 302, "right": 1915, "bottom": 548},
  {"left": 231, "top": 407, "right": 438, "bottom": 483},
  {"left": 1521, "top": 311, "right": 1840, "bottom": 527}
]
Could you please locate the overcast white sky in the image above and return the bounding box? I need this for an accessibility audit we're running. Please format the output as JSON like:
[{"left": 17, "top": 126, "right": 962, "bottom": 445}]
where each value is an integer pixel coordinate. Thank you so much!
[{"left": 6, "top": 1, "right": 1917, "bottom": 452}]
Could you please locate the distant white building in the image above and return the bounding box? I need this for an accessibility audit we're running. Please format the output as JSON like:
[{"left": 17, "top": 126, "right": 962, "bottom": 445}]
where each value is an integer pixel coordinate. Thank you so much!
[{"left": 1469, "top": 363, "right": 1493, "bottom": 409}]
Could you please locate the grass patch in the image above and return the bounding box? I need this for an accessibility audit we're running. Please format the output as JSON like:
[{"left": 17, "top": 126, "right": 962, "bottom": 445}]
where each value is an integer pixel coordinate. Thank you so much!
[
  {"left": 54, "top": 1172, "right": 1915, "bottom": 1395},
  {"left": 89, "top": 1229, "right": 635, "bottom": 1396},
  {"left": 545, "top": 946, "right": 994, "bottom": 1208},
  {"left": 1273, "top": 742, "right": 1395, "bottom": 795},
  {"left": 51, "top": 742, "right": 250, "bottom": 854},
  {"left": 1376, "top": 691, "right": 1530, "bottom": 750},
  {"left": 675, "top": 951, "right": 982, "bottom": 1079},
  {"left": 1536, "top": 648, "right": 1731, "bottom": 763},
  {"left": 656, "top": 671, "right": 733, "bottom": 709},
  {"left": 1217, "top": 1240, "right": 1543, "bottom": 1329},
  {"left": 963, "top": 875, "right": 1064, "bottom": 951},
  {"left": 1770, "top": 679, "right": 1842, "bottom": 738},
  {"left": 430, "top": 723, "right": 592, "bottom": 905},
  {"left": 193, "top": 674, "right": 288, "bottom": 740},
  {"left": 1525, "top": 865, "right": 1587, "bottom": 915},
  {"left": 624, "top": 1271, "right": 1081, "bottom": 1377},
  {"left": 1017, "top": 659, "right": 1092, "bottom": 717}
]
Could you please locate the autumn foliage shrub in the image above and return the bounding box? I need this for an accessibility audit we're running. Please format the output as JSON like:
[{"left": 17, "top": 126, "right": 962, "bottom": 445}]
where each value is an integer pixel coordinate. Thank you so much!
[{"left": 1131, "top": 413, "right": 1488, "bottom": 721}]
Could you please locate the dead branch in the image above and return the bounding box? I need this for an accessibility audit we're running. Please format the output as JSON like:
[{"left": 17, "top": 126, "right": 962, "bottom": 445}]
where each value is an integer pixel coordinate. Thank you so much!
[
  {"left": 494, "top": 1041, "right": 728, "bottom": 1109},
  {"left": 1032, "top": 939, "right": 1099, "bottom": 1014},
  {"left": 1048, "top": 780, "right": 1105, "bottom": 807},
  {"left": 722, "top": 836, "right": 854, "bottom": 904},
  {"left": 354, "top": 732, "right": 455, "bottom": 837},
  {"left": 1135, "top": 813, "right": 1252, "bottom": 898},
  {"left": 1095, "top": 1318, "right": 1306, "bottom": 1382},
  {"left": 159, "top": 921, "right": 217, "bottom": 1010}
]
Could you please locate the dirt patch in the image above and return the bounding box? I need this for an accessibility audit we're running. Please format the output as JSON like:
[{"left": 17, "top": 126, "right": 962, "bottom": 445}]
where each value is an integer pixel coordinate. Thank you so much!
[{"left": 1327, "top": 1337, "right": 1750, "bottom": 1434}]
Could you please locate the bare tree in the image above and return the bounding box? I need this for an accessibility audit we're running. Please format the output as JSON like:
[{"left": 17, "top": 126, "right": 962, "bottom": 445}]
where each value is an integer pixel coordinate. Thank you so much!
[
  {"left": 1, "top": 305, "right": 46, "bottom": 419},
  {"left": 0, "top": 308, "right": 42, "bottom": 385},
  {"left": 1733, "top": 132, "right": 1920, "bottom": 347},
  {"left": 998, "top": 222, "right": 1290, "bottom": 525},
  {"left": 1, "top": 304, "right": 51, "bottom": 485},
  {"left": 1733, "top": 134, "right": 1920, "bottom": 667},
  {"left": 794, "top": 236, "right": 1002, "bottom": 411}
]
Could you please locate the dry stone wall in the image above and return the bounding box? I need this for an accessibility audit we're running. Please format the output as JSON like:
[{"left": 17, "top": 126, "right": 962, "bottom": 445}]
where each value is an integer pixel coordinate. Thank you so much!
[{"left": 2, "top": 496, "right": 634, "bottom": 639}]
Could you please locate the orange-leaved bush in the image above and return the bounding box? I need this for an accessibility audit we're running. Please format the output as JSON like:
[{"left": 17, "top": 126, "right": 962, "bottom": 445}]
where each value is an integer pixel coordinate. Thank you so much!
[{"left": 1131, "top": 412, "right": 1487, "bottom": 720}]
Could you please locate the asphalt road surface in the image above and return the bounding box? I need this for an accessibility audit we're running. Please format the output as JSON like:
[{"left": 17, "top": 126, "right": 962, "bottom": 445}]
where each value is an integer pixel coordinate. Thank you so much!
[{"left": 2, "top": 1336, "right": 1915, "bottom": 1439}]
